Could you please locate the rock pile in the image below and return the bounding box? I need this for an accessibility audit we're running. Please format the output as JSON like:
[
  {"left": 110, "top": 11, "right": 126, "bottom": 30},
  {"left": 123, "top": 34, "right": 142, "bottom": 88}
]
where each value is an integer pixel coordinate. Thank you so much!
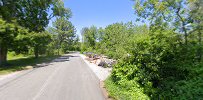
[{"left": 83, "top": 52, "right": 116, "bottom": 68}]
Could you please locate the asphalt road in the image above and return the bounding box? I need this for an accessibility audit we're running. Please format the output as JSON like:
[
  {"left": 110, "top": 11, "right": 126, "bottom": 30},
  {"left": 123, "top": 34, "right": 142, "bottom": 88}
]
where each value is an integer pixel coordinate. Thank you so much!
[{"left": 0, "top": 53, "right": 105, "bottom": 100}]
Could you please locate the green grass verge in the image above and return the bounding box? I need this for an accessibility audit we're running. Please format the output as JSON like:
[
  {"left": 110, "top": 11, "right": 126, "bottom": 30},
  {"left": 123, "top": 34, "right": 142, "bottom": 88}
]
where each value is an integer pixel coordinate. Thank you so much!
[
  {"left": 0, "top": 55, "right": 60, "bottom": 75},
  {"left": 104, "top": 77, "right": 150, "bottom": 100}
]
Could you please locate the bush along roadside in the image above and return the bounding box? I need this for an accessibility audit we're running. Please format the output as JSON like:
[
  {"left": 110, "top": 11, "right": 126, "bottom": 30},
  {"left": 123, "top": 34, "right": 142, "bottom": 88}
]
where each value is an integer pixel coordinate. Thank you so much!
[
  {"left": 80, "top": 21, "right": 203, "bottom": 99},
  {"left": 103, "top": 29, "right": 203, "bottom": 99}
]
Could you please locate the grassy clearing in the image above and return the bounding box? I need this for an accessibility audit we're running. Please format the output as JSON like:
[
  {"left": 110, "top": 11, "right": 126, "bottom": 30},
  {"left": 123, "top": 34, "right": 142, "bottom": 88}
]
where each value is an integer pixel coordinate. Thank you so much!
[{"left": 0, "top": 54, "right": 60, "bottom": 75}]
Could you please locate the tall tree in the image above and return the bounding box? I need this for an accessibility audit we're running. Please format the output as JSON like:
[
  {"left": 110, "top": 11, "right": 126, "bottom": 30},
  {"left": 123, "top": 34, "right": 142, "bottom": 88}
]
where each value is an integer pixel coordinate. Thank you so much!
[
  {"left": 16, "top": 0, "right": 72, "bottom": 58},
  {"left": 0, "top": 0, "right": 22, "bottom": 65},
  {"left": 133, "top": 0, "right": 203, "bottom": 63},
  {"left": 0, "top": 0, "right": 20, "bottom": 21},
  {"left": 189, "top": 0, "right": 203, "bottom": 61},
  {"left": 133, "top": 0, "right": 194, "bottom": 45},
  {"left": 0, "top": 0, "right": 72, "bottom": 65},
  {"left": 29, "top": 31, "right": 51, "bottom": 58},
  {"left": 0, "top": 19, "right": 17, "bottom": 65},
  {"left": 81, "top": 26, "right": 97, "bottom": 51},
  {"left": 52, "top": 17, "right": 76, "bottom": 55}
]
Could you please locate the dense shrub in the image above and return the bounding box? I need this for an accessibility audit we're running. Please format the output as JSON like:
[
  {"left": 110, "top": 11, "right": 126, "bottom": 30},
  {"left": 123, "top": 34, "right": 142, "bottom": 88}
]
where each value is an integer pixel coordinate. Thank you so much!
[
  {"left": 81, "top": 22, "right": 203, "bottom": 99},
  {"left": 108, "top": 29, "right": 203, "bottom": 99},
  {"left": 105, "top": 76, "right": 150, "bottom": 100}
]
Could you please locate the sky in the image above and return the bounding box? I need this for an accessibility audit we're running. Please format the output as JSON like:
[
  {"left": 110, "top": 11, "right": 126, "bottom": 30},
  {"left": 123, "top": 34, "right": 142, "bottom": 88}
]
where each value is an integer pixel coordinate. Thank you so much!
[{"left": 49, "top": 0, "right": 139, "bottom": 38}]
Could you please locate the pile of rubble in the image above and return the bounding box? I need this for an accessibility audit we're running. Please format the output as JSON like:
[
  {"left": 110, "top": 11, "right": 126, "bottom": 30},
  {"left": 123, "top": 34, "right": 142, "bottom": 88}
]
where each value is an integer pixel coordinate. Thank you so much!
[{"left": 83, "top": 52, "right": 116, "bottom": 68}]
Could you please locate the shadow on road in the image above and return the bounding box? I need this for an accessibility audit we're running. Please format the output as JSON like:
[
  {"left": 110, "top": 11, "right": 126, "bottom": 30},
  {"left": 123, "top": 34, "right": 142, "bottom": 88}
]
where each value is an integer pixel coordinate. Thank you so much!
[
  {"left": 52, "top": 55, "right": 70, "bottom": 62},
  {"left": 34, "top": 55, "right": 74, "bottom": 68},
  {"left": 37, "top": 54, "right": 79, "bottom": 67}
]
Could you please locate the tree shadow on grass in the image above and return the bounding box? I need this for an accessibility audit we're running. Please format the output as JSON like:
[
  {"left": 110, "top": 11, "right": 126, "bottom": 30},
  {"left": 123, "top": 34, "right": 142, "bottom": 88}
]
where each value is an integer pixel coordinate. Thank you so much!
[
  {"left": 0, "top": 55, "right": 60, "bottom": 75},
  {"left": 0, "top": 54, "right": 78, "bottom": 75}
]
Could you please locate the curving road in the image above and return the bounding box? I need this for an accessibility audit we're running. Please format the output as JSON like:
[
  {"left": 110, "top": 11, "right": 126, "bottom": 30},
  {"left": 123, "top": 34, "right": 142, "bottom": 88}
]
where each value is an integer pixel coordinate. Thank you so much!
[{"left": 0, "top": 53, "right": 105, "bottom": 100}]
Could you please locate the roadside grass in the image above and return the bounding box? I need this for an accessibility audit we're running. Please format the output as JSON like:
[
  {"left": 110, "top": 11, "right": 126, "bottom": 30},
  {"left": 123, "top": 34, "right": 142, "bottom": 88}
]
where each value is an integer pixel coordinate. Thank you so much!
[
  {"left": 104, "top": 77, "right": 150, "bottom": 100},
  {"left": 104, "top": 77, "right": 122, "bottom": 100},
  {"left": 0, "top": 55, "right": 60, "bottom": 75}
]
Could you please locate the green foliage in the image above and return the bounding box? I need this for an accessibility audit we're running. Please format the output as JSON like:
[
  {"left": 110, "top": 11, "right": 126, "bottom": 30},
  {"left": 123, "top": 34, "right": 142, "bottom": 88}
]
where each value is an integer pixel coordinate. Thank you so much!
[
  {"left": 12, "top": 27, "right": 30, "bottom": 54},
  {"left": 15, "top": 0, "right": 72, "bottom": 58},
  {"left": 105, "top": 77, "right": 150, "bottom": 100},
  {"left": 106, "top": 27, "right": 203, "bottom": 99},
  {"left": 1, "top": 0, "right": 202, "bottom": 99},
  {"left": 48, "top": 16, "right": 78, "bottom": 54},
  {"left": 81, "top": 22, "right": 147, "bottom": 59},
  {"left": 133, "top": 0, "right": 203, "bottom": 45},
  {"left": 81, "top": 26, "right": 98, "bottom": 52},
  {"left": 7, "top": 51, "right": 27, "bottom": 60},
  {"left": 158, "top": 76, "right": 203, "bottom": 100},
  {"left": 155, "top": 58, "right": 203, "bottom": 99},
  {"left": 110, "top": 29, "right": 181, "bottom": 96},
  {"left": 0, "top": 0, "right": 73, "bottom": 63},
  {"left": 29, "top": 32, "right": 51, "bottom": 48},
  {"left": 17, "top": 0, "right": 72, "bottom": 32},
  {"left": 52, "top": 0, "right": 72, "bottom": 19},
  {"left": 81, "top": 20, "right": 202, "bottom": 99},
  {"left": 0, "top": 0, "right": 21, "bottom": 21},
  {"left": 95, "top": 1, "right": 203, "bottom": 99},
  {"left": 29, "top": 31, "right": 52, "bottom": 57},
  {"left": 0, "top": 18, "right": 18, "bottom": 44},
  {"left": 101, "top": 23, "right": 129, "bottom": 59},
  {"left": 0, "top": 18, "right": 25, "bottom": 64}
]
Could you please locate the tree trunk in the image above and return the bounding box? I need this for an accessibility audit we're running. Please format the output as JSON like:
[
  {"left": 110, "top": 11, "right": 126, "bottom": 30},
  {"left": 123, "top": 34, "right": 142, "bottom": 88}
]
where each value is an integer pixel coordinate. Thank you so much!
[
  {"left": 184, "top": 30, "right": 188, "bottom": 45},
  {"left": 57, "top": 41, "right": 61, "bottom": 55},
  {"left": 182, "top": 22, "right": 188, "bottom": 45},
  {"left": 176, "top": 8, "right": 188, "bottom": 45},
  {"left": 198, "top": 30, "right": 202, "bottom": 62},
  {"left": 34, "top": 46, "right": 39, "bottom": 58},
  {"left": 0, "top": 45, "right": 8, "bottom": 66},
  {"left": 58, "top": 48, "right": 60, "bottom": 55}
]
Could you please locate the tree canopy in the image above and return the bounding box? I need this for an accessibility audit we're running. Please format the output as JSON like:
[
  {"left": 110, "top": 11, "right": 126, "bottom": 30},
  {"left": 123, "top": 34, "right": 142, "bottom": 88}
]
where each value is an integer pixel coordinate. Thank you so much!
[{"left": 0, "top": 0, "right": 75, "bottom": 64}]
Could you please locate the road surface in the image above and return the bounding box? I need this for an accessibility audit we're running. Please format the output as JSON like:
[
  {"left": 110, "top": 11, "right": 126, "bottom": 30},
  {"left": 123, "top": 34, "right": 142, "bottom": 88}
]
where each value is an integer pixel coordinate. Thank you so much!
[{"left": 0, "top": 53, "right": 105, "bottom": 100}]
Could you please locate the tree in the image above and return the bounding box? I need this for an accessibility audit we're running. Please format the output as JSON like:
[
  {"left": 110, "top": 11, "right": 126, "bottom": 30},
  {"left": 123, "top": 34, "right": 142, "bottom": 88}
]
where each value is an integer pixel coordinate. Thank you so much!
[
  {"left": 0, "top": 18, "right": 29, "bottom": 65},
  {"left": 86, "top": 26, "right": 97, "bottom": 49},
  {"left": 133, "top": 0, "right": 203, "bottom": 61},
  {"left": 0, "top": 19, "right": 17, "bottom": 65},
  {"left": 0, "top": 0, "right": 72, "bottom": 65},
  {"left": 16, "top": 0, "right": 72, "bottom": 58},
  {"left": 51, "top": 17, "right": 76, "bottom": 54},
  {"left": 29, "top": 31, "right": 51, "bottom": 58},
  {"left": 0, "top": 0, "right": 21, "bottom": 21},
  {"left": 189, "top": 0, "right": 203, "bottom": 61},
  {"left": 72, "top": 35, "right": 81, "bottom": 51},
  {"left": 133, "top": 0, "right": 195, "bottom": 45},
  {"left": 81, "top": 26, "right": 97, "bottom": 52},
  {"left": 0, "top": 0, "right": 22, "bottom": 65},
  {"left": 101, "top": 23, "right": 131, "bottom": 58},
  {"left": 12, "top": 27, "right": 30, "bottom": 55},
  {"left": 81, "top": 27, "right": 88, "bottom": 52}
]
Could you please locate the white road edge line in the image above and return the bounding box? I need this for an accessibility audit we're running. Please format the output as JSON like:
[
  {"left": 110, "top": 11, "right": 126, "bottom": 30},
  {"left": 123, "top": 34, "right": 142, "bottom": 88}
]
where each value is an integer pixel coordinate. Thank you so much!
[{"left": 32, "top": 65, "right": 61, "bottom": 100}]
